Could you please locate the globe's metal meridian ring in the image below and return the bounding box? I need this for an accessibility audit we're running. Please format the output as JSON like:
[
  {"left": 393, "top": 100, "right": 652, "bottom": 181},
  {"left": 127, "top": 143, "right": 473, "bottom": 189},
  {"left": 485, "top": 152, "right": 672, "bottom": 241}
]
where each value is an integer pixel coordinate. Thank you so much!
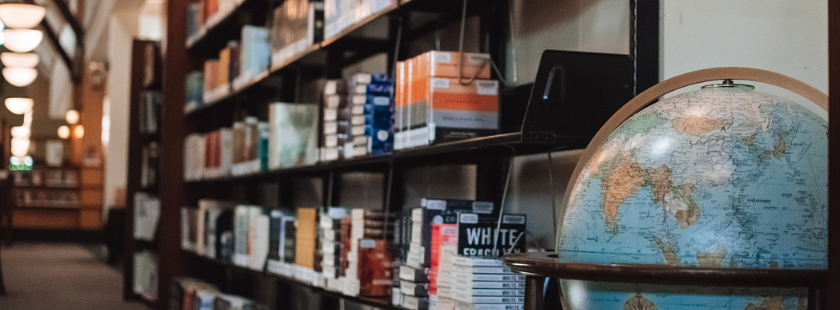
[{"left": 556, "top": 67, "right": 829, "bottom": 244}]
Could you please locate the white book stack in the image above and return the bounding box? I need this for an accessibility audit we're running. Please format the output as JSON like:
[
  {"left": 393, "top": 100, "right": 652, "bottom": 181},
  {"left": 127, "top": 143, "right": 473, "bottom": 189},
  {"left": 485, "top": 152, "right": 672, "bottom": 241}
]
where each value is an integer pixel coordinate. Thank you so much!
[{"left": 449, "top": 257, "right": 525, "bottom": 310}]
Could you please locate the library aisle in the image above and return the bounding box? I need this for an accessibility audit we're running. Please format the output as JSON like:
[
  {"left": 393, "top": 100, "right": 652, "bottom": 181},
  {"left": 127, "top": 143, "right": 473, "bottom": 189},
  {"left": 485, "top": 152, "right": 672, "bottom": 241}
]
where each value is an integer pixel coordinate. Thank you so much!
[{"left": 0, "top": 243, "right": 148, "bottom": 310}]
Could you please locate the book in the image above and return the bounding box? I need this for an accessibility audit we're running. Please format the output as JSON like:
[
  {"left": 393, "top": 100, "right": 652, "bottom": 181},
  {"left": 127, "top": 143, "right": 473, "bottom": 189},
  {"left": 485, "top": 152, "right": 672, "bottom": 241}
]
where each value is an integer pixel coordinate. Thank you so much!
[
  {"left": 295, "top": 208, "right": 318, "bottom": 269},
  {"left": 399, "top": 265, "right": 430, "bottom": 283},
  {"left": 268, "top": 103, "right": 320, "bottom": 169},
  {"left": 248, "top": 210, "right": 270, "bottom": 271},
  {"left": 358, "top": 239, "right": 393, "bottom": 297},
  {"left": 451, "top": 288, "right": 524, "bottom": 297},
  {"left": 450, "top": 279, "right": 525, "bottom": 289},
  {"left": 233, "top": 205, "right": 252, "bottom": 266},
  {"left": 133, "top": 193, "right": 160, "bottom": 242},
  {"left": 450, "top": 297, "right": 525, "bottom": 304},
  {"left": 457, "top": 213, "right": 526, "bottom": 257},
  {"left": 240, "top": 26, "right": 270, "bottom": 81},
  {"left": 448, "top": 273, "right": 525, "bottom": 283},
  {"left": 454, "top": 303, "right": 524, "bottom": 310},
  {"left": 400, "top": 280, "right": 429, "bottom": 297},
  {"left": 401, "top": 293, "right": 430, "bottom": 310},
  {"left": 181, "top": 207, "right": 198, "bottom": 252}
]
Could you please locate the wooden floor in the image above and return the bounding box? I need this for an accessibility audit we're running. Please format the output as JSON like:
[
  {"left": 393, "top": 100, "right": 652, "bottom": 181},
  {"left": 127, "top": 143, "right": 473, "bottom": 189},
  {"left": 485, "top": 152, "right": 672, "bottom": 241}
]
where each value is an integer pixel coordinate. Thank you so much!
[{"left": 0, "top": 243, "right": 150, "bottom": 310}]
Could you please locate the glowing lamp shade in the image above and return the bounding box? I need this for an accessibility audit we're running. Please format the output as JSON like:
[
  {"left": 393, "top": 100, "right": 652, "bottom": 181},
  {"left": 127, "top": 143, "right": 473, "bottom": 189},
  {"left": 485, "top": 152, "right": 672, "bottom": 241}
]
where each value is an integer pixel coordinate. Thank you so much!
[
  {"left": 65, "top": 109, "right": 79, "bottom": 124},
  {"left": 10, "top": 126, "right": 30, "bottom": 138},
  {"left": 4, "top": 97, "right": 33, "bottom": 114},
  {"left": 2, "top": 29, "right": 43, "bottom": 53},
  {"left": 0, "top": 4, "right": 46, "bottom": 29},
  {"left": 10, "top": 137, "right": 30, "bottom": 157},
  {"left": 1, "top": 52, "right": 39, "bottom": 68},
  {"left": 75, "top": 125, "right": 84, "bottom": 138},
  {"left": 3, "top": 67, "right": 37, "bottom": 87},
  {"left": 57, "top": 125, "right": 70, "bottom": 139}
]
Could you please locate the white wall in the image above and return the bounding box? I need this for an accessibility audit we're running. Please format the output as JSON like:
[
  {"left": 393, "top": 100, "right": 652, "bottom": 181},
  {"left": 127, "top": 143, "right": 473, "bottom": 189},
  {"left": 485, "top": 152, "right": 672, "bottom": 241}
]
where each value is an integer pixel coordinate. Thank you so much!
[
  {"left": 103, "top": 9, "right": 140, "bottom": 210},
  {"left": 661, "top": 0, "right": 828, "bottom": 113}
]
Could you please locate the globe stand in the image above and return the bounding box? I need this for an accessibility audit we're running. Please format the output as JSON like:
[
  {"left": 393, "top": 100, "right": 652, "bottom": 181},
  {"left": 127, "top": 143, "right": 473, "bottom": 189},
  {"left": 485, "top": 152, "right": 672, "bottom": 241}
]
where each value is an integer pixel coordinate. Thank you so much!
[
  {"left": 504, "top": 252, "right": 828, "bottom": 310},
  {"left": 506, "top": 68, "right": 830, "bottom": 310}
]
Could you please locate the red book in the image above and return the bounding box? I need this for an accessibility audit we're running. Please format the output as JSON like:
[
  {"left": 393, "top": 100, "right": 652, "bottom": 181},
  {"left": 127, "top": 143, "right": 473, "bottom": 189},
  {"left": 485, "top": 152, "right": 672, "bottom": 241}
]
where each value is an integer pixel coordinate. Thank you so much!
[{"left": 358, "top": 239, "right": 393, "bottom": 297}]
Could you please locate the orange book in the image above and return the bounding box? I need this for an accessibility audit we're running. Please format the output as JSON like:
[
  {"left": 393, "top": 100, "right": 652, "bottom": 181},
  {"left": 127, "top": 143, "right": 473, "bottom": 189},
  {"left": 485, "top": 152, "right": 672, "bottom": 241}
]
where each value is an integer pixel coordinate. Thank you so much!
[
  {"left": 295, "top": 208, "right": 318, "bottom": 269},
  {"left": 203, "top": 60, "right": 219, "bottom": 91},
  {"left": 218, "top": 47, "right": 231, "bottom": 88},
  {"left": 204, "top": 0, "right": 218, "bottom": 21}
]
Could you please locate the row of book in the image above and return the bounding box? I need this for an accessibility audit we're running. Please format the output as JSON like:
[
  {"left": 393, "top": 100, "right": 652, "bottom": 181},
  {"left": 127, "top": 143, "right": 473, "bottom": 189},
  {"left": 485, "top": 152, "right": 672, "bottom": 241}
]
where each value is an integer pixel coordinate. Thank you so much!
[
  {"left": 186, "top": 25, "right": 271, "bottom": 111},
  {"left": 395, "top": 51, "right": 500, "bottom": 149},
  {"left": 12, "top": 189, "right": 80, "bottom": 208},
  {"left": 11, "top": 169, "right": 79, "bottom": 188},
  {"left": 182, "top": 103, "right": 319, "bottom": 180},
  {"left": 180, "top": 197, "right": 527, "bottom": 309},
  {"left": 395, "top": 199, "right": 526, "bottom": 310},
  {"left": 180, "top": 203, "right": 395, "bottom": 298},
  {"left": 186, "top": 0, "right": 243, "bottom": 40},
  {"left": 171, "top": 278, "right": 268, "bottom": 310},
  {"left": 324, "top": 0, "right": 396, "bottom": 39},
  {"left": 321, "top": 73, "right": 394, "bottom": 161}
]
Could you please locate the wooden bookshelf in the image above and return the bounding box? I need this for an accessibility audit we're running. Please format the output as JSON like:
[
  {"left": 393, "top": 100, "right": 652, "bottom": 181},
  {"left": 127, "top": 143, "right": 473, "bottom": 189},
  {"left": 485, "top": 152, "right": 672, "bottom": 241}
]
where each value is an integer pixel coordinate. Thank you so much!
[
  {"left": 124, "top": 39, "right": 164, "bottom": 305},
  {"left": 150, "top": 0, "right": 840, "bottom": 309}
]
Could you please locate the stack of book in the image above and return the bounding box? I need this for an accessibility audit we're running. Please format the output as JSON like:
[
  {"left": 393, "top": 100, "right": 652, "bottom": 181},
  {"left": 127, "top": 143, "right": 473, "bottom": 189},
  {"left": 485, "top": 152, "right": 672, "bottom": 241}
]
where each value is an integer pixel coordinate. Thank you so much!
[
  {"left": 395, "top": 51, "right": 499, "bottom": 150},
  {"left": 324, "top": 0, "right": 396, "bottom": 39},
  {"left": 435, "top": 213, "right": 527, "bottom": 310},
  {"left": 231, "top": 117, "right": 269, "bottom": 176},
  {"left": 399, "top": 199, "right": 494, "bottom": 310},
  {"left": 319, "top": 207, "right": 351, "bottom": 291},
  {"left": 449, "top": 257, "right": 525, "bottom": 310},
  {"left": 267, "top": 210, "right": 297, "bottom": 277},
  {"left": 344, "top": 209, "right": 393, "bottom": 297},
  {"left": 267, "top": 103, "right": 320, "bottom": 169},
  {"left": 321, "top": 79, "right": 347, "bottom": 161},
  {"left": 139, "top": 141, "right": 159, "bottom": 188},
  {"left": 271, "top": 0, "right": 324, "bottom": 67},
  {"left": 321, "top": 73, "right": 394, "bottom": 161}
]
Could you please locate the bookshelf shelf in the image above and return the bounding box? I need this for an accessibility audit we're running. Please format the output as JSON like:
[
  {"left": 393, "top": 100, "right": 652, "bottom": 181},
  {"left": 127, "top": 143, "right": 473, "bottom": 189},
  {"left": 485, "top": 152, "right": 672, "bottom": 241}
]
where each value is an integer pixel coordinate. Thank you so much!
[
  {"left": 186, "top": 0, "right": 262, "bottom": 52},
  {"left": 183, "top": 250, "right": 395, "bottom": 309},
  {"left": 183, "top": 0, "right": 490, "bottom": 118},
  {"left": 180, "top": 132, "right": 557, "bottom": 185}
]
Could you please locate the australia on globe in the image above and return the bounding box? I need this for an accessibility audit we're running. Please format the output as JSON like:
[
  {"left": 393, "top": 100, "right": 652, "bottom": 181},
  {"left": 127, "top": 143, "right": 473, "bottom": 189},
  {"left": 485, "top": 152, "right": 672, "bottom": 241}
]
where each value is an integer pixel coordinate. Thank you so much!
[{"left": 555, "top": 81, "right": 827, "bottom": 310}]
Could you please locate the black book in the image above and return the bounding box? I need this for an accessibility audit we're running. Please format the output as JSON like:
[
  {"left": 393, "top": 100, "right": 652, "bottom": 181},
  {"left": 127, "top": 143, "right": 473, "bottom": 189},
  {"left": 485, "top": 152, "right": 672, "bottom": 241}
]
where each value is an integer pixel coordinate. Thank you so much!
[{"left": 457, "top": 213, "right": 527, "bottom": 257}]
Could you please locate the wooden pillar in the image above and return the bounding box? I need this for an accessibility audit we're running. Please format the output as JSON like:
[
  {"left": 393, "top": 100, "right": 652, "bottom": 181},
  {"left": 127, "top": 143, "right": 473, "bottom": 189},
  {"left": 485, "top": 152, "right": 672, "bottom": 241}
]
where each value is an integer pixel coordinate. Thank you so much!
[
  {"left": 74, "top": 62, "right": 106, "bottom": 229},
  {"left": 159, "top": 0, "right": 190, "bottom": 308}
]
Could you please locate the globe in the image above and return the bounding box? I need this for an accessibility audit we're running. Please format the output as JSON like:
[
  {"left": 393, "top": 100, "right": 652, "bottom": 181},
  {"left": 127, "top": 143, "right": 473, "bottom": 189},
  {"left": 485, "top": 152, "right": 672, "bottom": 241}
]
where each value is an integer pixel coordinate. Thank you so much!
[{"left": 555, "top": 79, "right": 828, "bottom": 309}]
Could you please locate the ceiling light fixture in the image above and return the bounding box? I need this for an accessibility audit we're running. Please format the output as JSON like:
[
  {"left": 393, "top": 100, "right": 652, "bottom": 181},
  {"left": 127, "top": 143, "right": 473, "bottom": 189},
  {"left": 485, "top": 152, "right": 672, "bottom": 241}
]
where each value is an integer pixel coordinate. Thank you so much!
[
  {"left": 3, "top": 67, "right": 37, "bottom": 86},
  {"left": 4, "top": 97, "right": 33, "bottom": 114},
  {"left": 0, "top": 4, "right": 46, "bottom": 29},
  {"left": 74, "top": 125, "right": 84, "bottom": 139},
  {"left": 2, "top": 29, "right": 42, "bottom": 53},
  {"left": 1, "top": 52, "right": 39, "bottom": 68}
]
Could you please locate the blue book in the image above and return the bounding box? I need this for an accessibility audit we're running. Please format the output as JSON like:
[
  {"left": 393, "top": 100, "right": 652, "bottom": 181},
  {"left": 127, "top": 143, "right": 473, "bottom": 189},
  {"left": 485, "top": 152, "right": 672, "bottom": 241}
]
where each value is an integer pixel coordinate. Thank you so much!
[{"left": 240, "top": 26, "right": 270, "bottom": 80}]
